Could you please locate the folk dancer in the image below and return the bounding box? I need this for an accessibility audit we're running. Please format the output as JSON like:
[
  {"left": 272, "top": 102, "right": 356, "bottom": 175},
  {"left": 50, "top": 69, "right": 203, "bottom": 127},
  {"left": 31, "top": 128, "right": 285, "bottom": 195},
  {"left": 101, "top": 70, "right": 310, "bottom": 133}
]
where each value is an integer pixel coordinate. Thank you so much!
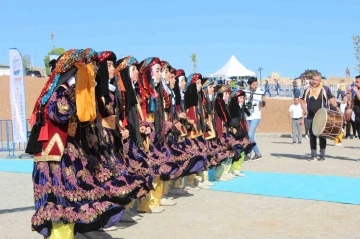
[
  {"left": 27, "top": 49, "right": 124, "bottom": 239},
  {"left": 136, "top": 57, "right": 179, "bottom": 213}
]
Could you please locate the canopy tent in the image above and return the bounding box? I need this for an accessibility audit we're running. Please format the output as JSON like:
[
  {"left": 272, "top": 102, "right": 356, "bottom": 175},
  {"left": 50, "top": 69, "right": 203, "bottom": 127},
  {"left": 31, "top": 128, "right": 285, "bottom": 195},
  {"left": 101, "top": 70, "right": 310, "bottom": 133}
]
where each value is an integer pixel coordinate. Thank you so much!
[{"left": 212, "top": 55, "right": 255, "bottom": 78}]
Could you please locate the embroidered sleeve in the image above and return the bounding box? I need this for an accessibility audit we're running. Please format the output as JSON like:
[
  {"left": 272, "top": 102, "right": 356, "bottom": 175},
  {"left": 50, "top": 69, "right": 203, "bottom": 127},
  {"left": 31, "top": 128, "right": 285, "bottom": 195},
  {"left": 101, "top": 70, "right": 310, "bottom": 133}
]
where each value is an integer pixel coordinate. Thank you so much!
[{"left": 47, "top": 85, "right": 75, "bottom": 123}]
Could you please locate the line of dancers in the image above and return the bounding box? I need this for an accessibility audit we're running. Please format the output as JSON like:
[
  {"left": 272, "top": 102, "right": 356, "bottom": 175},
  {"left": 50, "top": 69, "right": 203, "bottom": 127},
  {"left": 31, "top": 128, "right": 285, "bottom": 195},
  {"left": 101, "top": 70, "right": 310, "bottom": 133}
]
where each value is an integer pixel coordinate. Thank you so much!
[{"left": 26, "top": 48, "right": 256, "bottom": 239}]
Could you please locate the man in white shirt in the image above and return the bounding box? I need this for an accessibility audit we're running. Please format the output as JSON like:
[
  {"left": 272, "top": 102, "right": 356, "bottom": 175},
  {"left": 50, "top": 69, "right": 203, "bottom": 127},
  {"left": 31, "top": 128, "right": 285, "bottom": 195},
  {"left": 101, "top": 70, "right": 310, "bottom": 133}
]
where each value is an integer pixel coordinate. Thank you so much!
[
  {"left": 288, "top": 97, "right": 304, "bottom": 144},
  {"left": 245, "top": 77, "right": 265, "bottom": 161}
]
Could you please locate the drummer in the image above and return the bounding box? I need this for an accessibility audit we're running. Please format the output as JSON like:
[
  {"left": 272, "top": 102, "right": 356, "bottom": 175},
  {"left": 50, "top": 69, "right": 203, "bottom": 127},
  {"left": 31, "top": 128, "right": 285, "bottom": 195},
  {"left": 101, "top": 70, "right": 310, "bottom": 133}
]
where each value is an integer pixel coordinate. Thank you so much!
[{"left": 300, "top": 73, "right": 341, "bottom": 161}]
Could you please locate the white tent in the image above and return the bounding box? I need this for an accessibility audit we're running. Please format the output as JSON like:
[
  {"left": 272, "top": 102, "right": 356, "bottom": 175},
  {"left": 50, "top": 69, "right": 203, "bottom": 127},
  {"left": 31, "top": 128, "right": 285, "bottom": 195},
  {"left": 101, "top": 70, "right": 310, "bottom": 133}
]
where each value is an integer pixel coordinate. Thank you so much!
[{"left": 212, "top": 55, "right": 256, "bottom": 77}]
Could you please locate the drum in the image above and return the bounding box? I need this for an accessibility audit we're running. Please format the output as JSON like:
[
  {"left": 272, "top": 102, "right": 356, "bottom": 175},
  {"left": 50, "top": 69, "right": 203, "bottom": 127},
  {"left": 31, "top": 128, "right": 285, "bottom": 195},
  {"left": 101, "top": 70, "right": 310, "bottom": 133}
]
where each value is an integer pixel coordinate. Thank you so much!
[{"left": 312, "top": 108, "right": 343, "bottom": 140}]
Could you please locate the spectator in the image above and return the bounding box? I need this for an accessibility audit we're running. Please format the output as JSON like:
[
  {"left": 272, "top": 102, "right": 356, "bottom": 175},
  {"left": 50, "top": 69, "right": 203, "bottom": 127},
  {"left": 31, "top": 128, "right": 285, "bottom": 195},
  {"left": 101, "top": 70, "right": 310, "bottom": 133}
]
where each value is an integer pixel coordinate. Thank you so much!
[
  {"left": 288, "top": 97, "right": 304, "bottom": 144},
  {"left": 264, "top": 80, "right": 271, "bottom": 97},
  {"left": 245, "top": 77, "right": 265, "bottom": 161},
  {"left": 352, "top": 75, "right": 360, "bottom": 138},
  {"left": 274, "top": 79, "right": 280, "bottom": 96},
  {"left": 337, "top": 79, "right": 346, "bottom": 99},
  {"left": 343, "top": 96, "right": 356, "bottom": 139}
]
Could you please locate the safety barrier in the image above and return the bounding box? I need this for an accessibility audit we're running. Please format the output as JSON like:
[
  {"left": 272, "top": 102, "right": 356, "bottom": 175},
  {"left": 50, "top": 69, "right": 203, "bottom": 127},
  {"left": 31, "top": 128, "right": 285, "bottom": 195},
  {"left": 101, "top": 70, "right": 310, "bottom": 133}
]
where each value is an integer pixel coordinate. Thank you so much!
[
  {"left": 0, "top": 119, "right": 31, "bottom": 158},
  {"left": 261, "top": 85, "right": 340, "bottom": 98}
]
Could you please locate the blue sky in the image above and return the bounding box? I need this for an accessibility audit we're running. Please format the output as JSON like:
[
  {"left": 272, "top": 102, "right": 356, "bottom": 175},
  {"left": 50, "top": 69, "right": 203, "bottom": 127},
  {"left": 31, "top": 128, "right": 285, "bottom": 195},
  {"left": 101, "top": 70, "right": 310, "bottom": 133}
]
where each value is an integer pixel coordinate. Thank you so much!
[{"left": 1, "top": 0, "right": 359, "bottom": 78}]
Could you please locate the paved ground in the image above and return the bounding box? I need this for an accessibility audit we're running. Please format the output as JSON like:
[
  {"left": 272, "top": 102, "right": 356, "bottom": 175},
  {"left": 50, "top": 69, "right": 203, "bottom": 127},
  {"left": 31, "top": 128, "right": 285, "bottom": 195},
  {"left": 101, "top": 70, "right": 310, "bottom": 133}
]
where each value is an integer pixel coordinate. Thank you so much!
[{"left": 1, "top": 135, "right": 360, "bottom": 239}]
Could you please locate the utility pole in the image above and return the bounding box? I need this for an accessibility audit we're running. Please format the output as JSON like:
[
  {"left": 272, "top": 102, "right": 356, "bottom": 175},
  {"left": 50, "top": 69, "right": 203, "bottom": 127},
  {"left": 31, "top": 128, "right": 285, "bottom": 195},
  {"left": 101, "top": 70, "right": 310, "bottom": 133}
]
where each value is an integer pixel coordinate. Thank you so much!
[{"left": 258, "top": 67, "right": 263, "bottom": 89}]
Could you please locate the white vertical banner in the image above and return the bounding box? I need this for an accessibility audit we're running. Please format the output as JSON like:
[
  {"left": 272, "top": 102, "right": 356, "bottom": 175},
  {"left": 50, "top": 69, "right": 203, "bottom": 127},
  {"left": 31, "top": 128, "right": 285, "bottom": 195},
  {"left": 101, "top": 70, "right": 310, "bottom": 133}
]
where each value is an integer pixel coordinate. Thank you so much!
[{"left": 9, "top": 48, "right": 27, "bottom": 143}]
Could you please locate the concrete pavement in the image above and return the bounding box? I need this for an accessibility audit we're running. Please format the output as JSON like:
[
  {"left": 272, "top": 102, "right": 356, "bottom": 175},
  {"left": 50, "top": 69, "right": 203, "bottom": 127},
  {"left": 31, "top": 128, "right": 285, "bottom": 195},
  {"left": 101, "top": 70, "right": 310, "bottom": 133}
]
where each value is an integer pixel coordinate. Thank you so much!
[{"left": 1, "top": 135, "right": 360, "bottom": 239}]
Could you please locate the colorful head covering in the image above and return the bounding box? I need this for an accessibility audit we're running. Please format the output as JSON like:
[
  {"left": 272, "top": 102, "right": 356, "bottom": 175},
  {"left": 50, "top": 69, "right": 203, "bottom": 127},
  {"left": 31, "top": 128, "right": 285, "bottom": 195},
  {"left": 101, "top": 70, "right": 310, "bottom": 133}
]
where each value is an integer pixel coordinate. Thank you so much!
[
  {"left": 160, "top": 61, "right": 171, "bottom": 72},
  {"left": 114, "top": 55, "right": 139, "bottom": 106},
  {"left": 98, "top": 51, "right": 116, "bottom": 64},
  {"left": 115, "top": 56, "right": 138, "bottom": 73},
  {"left": 30, "top": 49, "right": 86, "bottom": 125},
  {"left": 185, "top": 73, "right": 202, "bottom": 110},
  {"left": 175, "top": 69, "right": 185, "bottom": 78},
  {"left": 202, "top": 78, "right": 215, "bottom": 90},
  {"left": 230, "top": 89, "right": 246, "bottom": 99},
  {"left": 138, "top": 57, "right": 161, "bottom": 99},
  {"left": 186, "top": 73, "right": 202, "bottom": 88},
  {"left": 217, "top": 85, "right": 232, "bottom": 94}
]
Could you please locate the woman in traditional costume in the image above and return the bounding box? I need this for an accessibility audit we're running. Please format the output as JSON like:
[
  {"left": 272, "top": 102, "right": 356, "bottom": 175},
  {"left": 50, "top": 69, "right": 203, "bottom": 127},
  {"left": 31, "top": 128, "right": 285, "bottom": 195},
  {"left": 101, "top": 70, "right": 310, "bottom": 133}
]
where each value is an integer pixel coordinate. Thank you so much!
[
  {"left": 168, "top": 69, "right": 194, "bottom": 194},
  {"left": 163, "top": 66, "right": 208, "bottom": 195},
  {"left": 113, "top": 55, "right": 154, "bottom": 221},
  {"left": 227, "top": 90, "right": 256, "bottom": 176},
  {"left": 213, "top": 85, "right": 238, "bottom": 181},
  {"left": 136, "top": 57, "right": 179, "bottom": 213},
  {"left": 183, "top": 73, "right": 214, "bottom": 190},
  {"left": 91, "top": 51, "right": 152, "bottom": 210},
  {"left": 27, "top": 49, "right": 124, "bottom": 239},
  {"left": 201, "top": 79, "right": 232, "bottom": 170}
]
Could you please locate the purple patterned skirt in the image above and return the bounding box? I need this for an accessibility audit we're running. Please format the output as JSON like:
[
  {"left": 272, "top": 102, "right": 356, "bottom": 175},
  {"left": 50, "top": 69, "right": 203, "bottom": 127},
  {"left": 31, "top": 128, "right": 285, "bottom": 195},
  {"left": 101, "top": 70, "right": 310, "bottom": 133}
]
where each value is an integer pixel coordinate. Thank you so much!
[{"left": 31, "top": 137, "right": 124, "bottom": 237}]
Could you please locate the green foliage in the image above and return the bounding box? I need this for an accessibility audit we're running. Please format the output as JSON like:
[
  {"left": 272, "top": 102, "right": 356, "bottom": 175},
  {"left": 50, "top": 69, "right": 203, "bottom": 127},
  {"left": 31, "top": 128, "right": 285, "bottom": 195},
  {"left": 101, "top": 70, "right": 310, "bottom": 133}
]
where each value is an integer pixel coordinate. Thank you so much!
[
  {"left": 190, "top": 53, "right": 197, "bottom": 73},
  {"left": 352, "top": 35, "right": 360, "bottom": 73},
  {"left": 299, "top": 69, "right": 322, "bottom": 79},
  {"left": 43, "top": 48, "right": 66, "bottom": 76}
]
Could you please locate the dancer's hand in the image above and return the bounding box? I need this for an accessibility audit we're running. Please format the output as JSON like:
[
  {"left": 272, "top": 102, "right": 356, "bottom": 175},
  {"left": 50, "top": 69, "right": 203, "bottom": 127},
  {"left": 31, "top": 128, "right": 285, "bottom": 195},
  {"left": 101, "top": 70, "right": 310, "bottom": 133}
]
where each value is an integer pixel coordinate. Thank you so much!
[
  {"left": 121, "top": 129, "right": 129, "bottom": 140},
  {"left": 174, "top": 122, "right": 182, "bottom": 131},
  {"left": 188, "top": 119, "right": 195, "bottom": 125},
  {"left": 206, "top": 120, "right": 211, "bottom": 128},
  {"left": 178, "top": 113, "right": 186, "bottom": 119}
]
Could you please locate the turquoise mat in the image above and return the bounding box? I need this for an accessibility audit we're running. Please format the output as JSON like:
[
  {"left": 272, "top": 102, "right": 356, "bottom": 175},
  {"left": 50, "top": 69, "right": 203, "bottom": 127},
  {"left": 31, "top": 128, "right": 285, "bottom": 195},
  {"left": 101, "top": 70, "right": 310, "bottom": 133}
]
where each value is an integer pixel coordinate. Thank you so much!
[
  {"left": 210, "top": 170, "right": 360, "bottom": 205},
  {"left": 2, "top": 159, "right": 360, "bottom": 205},
  {"left": 0, "top": 159, "right": 33, "bottom": 174}
]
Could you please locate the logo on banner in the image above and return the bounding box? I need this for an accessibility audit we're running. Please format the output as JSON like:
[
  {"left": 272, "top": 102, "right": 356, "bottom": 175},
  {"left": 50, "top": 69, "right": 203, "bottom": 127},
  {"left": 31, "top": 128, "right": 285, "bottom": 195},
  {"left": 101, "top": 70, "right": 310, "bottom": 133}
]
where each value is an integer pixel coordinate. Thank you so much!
[{"left": 12, "top": 55, "right": 21, "bottom": 76}]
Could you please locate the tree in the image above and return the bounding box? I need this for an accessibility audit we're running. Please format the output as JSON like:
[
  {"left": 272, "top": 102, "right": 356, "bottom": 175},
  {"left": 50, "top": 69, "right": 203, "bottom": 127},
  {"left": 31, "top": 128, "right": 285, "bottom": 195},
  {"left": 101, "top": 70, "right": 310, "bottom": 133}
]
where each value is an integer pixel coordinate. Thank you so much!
[
  {"left": 22, "top": 55, "right": 31, "bottom": 72},
  {"left": 299, "top": 69, "right": 322, "bottom": 79},
  {"left": 190, "top": 53, "right": 197, "bottom": 73},
  {"left": 352, "top": 34, "right": 360, "bottom": 73},
  {"left": 43, "top": 48, "right": 65, "bottom": 76}
]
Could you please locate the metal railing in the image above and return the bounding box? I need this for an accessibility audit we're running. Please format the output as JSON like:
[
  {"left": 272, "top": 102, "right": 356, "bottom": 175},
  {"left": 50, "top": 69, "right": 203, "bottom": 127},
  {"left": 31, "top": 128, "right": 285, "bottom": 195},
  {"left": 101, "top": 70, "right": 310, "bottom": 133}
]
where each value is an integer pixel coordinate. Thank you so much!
[
  {"left": 260, "top": 85, "right": 340, "bottom": 98},
  {"left": 0, "top": 119, "right": 31, "bottom": 158}
]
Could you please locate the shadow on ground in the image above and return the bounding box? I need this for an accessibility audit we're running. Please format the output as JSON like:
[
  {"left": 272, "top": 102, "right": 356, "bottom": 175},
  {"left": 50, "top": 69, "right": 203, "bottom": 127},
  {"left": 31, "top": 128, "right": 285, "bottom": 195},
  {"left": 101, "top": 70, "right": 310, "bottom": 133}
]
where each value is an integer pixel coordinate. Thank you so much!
[
  {"left": 344, "top": 146, "right": 360, "bottom": 150},
  {"left": 270, "top": 153, "right": 356, "bottom": 162},
  {"left": 272, "top": 141, "right": 297, "bottom": 145}
]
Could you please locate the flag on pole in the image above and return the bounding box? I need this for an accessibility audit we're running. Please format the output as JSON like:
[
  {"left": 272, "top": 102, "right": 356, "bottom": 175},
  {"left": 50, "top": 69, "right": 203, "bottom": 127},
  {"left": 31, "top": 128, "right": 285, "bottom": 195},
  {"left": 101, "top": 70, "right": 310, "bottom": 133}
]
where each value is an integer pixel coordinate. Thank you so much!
[{"left": 9, "top": 48, "right": 27, "bottom": 143}]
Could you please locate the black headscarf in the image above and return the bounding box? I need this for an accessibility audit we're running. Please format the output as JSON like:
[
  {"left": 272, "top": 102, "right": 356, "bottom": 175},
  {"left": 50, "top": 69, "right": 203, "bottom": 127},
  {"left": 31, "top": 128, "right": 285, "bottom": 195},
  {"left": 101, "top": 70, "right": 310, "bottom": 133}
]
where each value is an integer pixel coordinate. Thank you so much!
[
  {"left": 185, "top": 82, "right": 198, "bottom": 110},
  {"left": 95, "top": 52, "right": 116, "bottom": 97},
  {"left": 214, "top": 92, "right": 231, "bottom": 126}
]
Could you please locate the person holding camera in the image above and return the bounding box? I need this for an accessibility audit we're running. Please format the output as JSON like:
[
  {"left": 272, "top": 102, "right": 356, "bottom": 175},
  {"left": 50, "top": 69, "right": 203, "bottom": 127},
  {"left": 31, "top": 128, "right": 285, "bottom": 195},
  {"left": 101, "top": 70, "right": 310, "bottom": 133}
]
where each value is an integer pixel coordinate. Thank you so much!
[{"left": 244, "top": 77, "right": 265, "bottom": 161}]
